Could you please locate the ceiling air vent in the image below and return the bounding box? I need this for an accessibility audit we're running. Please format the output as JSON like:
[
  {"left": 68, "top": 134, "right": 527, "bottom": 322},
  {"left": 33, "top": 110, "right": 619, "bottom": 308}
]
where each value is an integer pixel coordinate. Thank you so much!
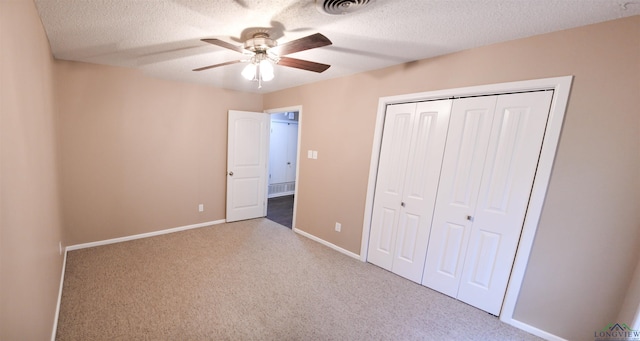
[{"left": 316, "top": 0, "right": 375, "bottom": 15}]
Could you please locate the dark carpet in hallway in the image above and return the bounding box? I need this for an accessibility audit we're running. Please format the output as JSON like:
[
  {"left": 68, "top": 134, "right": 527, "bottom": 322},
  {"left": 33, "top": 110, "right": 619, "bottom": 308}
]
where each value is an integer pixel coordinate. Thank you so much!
[{"left": 266, "top": 195, "right": 293, "bottom": 228}]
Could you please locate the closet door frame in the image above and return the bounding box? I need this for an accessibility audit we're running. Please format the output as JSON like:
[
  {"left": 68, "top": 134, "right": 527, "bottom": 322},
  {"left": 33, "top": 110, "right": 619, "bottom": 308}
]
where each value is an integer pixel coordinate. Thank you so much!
[{"left": 360, "top": 76, "right": 573, "bottom": 332}]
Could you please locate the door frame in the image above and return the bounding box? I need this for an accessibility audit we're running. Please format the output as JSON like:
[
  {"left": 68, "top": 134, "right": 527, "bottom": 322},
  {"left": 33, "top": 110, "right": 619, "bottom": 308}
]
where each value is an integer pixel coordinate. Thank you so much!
[
  {"left": 360, "top": 76, "right": 572, "bottom": 337},
  {"left": 264, "top": 105, "right": 302, "bottom": 230}
]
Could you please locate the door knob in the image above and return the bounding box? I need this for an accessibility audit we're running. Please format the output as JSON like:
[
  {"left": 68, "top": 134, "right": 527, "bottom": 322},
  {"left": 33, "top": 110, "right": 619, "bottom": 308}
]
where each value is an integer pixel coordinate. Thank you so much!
[
  {"left": 401, "top": 202, "right": 406, "bottom": 207},
  {"left": 466, "top": 215, "right": 473, "bottom": 221},
  {"left": 228, "top": 171, "right": 234, "bottom": 176}
]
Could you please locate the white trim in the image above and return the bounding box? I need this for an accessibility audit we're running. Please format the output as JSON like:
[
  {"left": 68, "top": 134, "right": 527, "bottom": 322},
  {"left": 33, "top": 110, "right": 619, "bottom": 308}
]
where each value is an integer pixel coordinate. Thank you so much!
[
  {"left": 360, "top": 76, "right": 573, "bottom": 335},
  {"left": 360, "top": 95, "right": 389, "bottom": 261},
  {"left": 271, "top": 118, "right": 299, "bottom": 124},
  {"left": 506, "top": 318, "right": 569, "bottom": 341},
  {"left": 500, "top": 76, "right": 572, "bottom": 325},
  {"left": 294, "top": 227, "right": 360, "bottom": 260},
  {"left": 264, "top": 105, "right": 302, "bottom": 230},
  {"left": 66, "top": 220, "right": 225, "bottom": 251},
  {"left": 51, "top": 247, "right": 68, "bottom": 341}
]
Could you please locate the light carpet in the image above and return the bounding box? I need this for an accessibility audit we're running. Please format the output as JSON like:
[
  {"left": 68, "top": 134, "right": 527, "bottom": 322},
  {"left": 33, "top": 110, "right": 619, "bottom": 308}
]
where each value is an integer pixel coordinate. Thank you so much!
[{"left": 56, "top": 218, "right": 541, "bottom": 340}]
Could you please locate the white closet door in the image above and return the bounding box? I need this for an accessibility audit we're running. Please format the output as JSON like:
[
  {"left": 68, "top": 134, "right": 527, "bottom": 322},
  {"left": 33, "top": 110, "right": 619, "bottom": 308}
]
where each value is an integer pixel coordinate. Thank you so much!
[
  {"left": 391, "top": 100, "right": 451, "bottom": 282},
  {"left": 269, "top": 121, "right": 298, "bottom": 189},
  {"left": 368, "top": 100, "right": 451, "bottom": 282},
  {"left": 457, "top": 91, "right": 553, "bottom": 315},
  {"left": 285, "top": 123, "right": 298, "bottom": 182},
  {"left": 367, "top": 103, "right": 417, "bottom": 270},
  {"left": 422, "top": 96, "right": 497, "bottom": 296},
  {"left": 269, "top": 122, "right": 288, "bottom": 184}
]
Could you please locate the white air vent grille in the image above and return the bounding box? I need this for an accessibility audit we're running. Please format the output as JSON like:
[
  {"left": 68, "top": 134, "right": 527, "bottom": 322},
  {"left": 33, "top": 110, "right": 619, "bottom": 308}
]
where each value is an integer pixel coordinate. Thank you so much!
[
  {"left": 268, "top": 182, "right": 296, "bottom": 197},
  {"left": 316, "top": 0, "right": 375, "bottom": 15}
]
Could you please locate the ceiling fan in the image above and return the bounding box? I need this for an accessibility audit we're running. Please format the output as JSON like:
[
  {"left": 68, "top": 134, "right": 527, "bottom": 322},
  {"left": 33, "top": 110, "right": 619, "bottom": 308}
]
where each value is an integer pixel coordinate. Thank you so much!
[{"left": 193, "top": 32, "right": 332, "bottom": 87}]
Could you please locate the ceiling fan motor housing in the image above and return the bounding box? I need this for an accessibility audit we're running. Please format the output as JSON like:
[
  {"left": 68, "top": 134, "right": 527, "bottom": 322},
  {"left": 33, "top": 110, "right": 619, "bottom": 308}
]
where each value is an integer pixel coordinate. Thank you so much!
[{"left": 243, "top": 33, "right": 277, "bottom": 53}]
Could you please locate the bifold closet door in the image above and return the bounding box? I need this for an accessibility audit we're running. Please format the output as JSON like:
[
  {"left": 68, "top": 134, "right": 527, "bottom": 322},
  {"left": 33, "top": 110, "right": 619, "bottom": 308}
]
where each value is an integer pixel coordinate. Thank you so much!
[
  {"left": 367, "top": 100, "right": 451, "bottom": 283},
  {"left": 456, "top": 91, "right": 553, "bottom": 315},
  {"left": 422, "top": 96, "right": 498, "bottom": 296},
  {"left": 422, "top": 91, "right": 553, "bottom": 315}
]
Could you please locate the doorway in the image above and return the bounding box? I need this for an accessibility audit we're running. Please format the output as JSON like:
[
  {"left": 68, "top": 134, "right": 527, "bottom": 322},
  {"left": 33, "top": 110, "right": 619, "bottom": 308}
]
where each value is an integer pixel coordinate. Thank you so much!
[{"left": 266, "top": 110, "right": 299, "bottom": 228}]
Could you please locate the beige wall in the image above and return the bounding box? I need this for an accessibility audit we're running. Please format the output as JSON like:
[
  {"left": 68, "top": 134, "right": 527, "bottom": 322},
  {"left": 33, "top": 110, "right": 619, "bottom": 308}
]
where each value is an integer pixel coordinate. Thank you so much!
[
  {"left": 264, "top": 16, "right": 640, "bottom": 340},
  {"left": 0, "top": 0, "right": 65, "bottom": 339},
  {"left": 56, "top": 61, "right": 263, "bottom": 245}
]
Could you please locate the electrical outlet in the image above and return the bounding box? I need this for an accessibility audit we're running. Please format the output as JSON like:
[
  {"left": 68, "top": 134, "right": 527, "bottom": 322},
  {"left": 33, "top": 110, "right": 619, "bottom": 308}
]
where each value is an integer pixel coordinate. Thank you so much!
[
  {"left": 59, "top": 241, "right": 63, "bottom": 256},
  {"left": 335, "top": 222, "right": 341, "bottom": 232},
  {"left": 198, "top": 204, "right": 204, "bottom": 212}
]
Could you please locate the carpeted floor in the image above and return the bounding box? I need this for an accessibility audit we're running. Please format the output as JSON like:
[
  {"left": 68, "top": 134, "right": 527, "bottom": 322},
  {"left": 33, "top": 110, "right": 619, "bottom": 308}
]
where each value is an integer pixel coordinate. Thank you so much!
[{"left": 56, "top": 218, "right": 541, "bottom": 340}]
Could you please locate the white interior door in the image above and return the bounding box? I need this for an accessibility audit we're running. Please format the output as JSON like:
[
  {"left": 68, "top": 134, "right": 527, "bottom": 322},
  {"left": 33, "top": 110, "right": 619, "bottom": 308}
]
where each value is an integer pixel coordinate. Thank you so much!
[
  {"left": 268, "top": 120, "right": 298, "bottom": 197},
  {"left": 368, "top": 100, "right": 451, "bottom": 283},
  {"left": 422, "top": 96, "right": 498, "bottom": 296},
  {"left": 226, "top": 110, "right": 269, "bottom": 223},
  {"left": 456, "top": 91, "right": 553, "bottom": 315},
  {"left": 269, "top": 122, "right": 289, "bottom": 184},
  {"left": 285, "top": 123, "right": 298, "bottom": 182}
]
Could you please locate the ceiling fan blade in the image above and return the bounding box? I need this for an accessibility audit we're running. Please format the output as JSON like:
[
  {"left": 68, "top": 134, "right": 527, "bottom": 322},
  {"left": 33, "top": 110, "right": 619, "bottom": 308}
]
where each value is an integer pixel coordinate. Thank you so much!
[
  {"left": 278, "top": 57, "right": 330, "bottom": 73},
  {"left": 270, "top": 33, "right": 332, "bottom": 56},
  {"left": 193, "top": 60, "right": 242, "bottom": 72},
  {"left": 201, "top": 38, "right": 245, "bottom": 54}
]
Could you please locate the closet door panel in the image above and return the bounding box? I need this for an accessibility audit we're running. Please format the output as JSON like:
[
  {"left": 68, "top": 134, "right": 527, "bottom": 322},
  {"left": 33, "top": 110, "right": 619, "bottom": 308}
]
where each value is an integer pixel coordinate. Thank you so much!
[
  {"left": 395, "top": 212, "right": 421, "bottom": 261},
  {"left": 391, "top": 100, "right": 452, "bottom": 283},
  {"left": 285, "top": 123, "right": 298, "bottom": 182},
  {"left": 269, "top": 122, "right": 288, "bottom": 184},
  {"left": 422, "top": 96, "right": 497, "bottom": 296},
  {"left": 457, "top": 91, "right": 553, "bottom": 315},
  {"left": 438, "top": 222, "right": 466, "bottom": 276},
  {"left": 367, "top": 103, "right": 417, "bottom": 270}
]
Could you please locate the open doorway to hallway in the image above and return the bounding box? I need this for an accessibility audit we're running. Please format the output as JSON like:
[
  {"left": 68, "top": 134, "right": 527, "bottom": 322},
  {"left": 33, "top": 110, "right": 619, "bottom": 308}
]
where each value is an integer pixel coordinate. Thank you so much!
[{"left": 266, "top": 110, "right": 298, "bottom": 228}]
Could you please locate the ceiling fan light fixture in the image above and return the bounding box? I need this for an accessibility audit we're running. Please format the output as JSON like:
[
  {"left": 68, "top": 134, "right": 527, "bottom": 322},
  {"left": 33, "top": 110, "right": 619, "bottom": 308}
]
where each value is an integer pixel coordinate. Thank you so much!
[
  {"left": 241, "top": 63, "right": 257, "bottom": 80},
  {"left": 195, "top": 31, "right": 332, "bottom": 89},
  {"left": 259, "top": 59, "right": 275, "bottom": 81}
]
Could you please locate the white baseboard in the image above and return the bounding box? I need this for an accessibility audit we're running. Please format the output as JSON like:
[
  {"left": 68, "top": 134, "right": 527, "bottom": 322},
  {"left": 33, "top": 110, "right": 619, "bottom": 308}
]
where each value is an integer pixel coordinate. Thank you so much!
[
  {"left": 66, "top": 219, "right": 225, "bottom": 251},
  {"left": 51, "top": 247, "right": 67, "bottom": 341},
  {"left": 293, "top": 227, "right": 360, "bottom": 260},
  {"left": 503, "top": 316, "right": 568, "bottom": 341}
]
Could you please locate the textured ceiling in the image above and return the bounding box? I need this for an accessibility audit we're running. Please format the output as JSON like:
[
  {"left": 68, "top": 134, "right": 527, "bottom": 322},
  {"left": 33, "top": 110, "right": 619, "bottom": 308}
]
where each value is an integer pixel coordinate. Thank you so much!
[{"left": 34, "top": 0, "right": 639, "bottom": 93}]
